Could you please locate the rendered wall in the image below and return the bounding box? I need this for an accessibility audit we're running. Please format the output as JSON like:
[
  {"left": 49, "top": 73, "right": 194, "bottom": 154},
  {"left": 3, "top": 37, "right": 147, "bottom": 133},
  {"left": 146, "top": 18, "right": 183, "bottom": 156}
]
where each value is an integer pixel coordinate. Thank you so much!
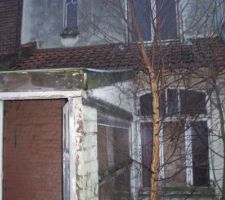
[
  {"left": 21, "top": 0, "right": 127, "bottom": 48},
  {"left": 89, "top": 81, "right": 135, "bottom": 112},
  {"left": 179, "top": 0, "right": 216, "bottom": 39}
]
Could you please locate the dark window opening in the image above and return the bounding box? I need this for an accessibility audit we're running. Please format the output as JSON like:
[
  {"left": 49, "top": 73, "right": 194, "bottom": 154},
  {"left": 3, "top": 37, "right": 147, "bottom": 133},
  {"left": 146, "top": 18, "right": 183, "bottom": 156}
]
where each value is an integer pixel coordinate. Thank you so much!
[
  {"left": 156, "top": 0, "right": 177, "bottom": 40},
  {"left": 167, "top": 89, "right": 178, "bottom": 115},
  {"left": 180, "top": 90, "right": 207, "bottom": 116},
  {"left": 65, "top": 0, "right": 78, "bottom": 29},
  {"left": 133, "top": 0, "right": 152, "bottom": 41},
  {"left": 132, "top": 0, "right": 177, "bottom": 41},
  {"left": 140, "top": 93, "right": 153, "bottom": 116},
  {"left": 191, "top": 121, "right": 210, "bottom": 186},
  {"left": 160, "top": 92, "right": 166, "bottom": 117},
  {"left": 140, "top": 92, "right": 165, "bottom": 117},
  {"left": 141, "top": 122, "right": 153, "bottom": 187}
]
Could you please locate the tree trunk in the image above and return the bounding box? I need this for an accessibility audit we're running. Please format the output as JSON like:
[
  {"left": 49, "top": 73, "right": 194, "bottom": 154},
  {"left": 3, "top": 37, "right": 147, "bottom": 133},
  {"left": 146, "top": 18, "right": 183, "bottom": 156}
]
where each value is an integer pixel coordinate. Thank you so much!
[
  {"left": 150, "top": 77, "right": 160, "bottom": 200},
  {"left": 138, "top": 36, "right": 160, "bottom": 200}
]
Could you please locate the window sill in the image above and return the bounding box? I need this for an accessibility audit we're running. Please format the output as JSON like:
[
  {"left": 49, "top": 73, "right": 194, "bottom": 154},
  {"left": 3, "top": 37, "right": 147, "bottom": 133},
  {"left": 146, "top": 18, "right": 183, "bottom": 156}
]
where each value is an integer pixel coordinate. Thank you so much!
[
  {"left": 61, "top": 36, "right": 79, "bottom": 47},
  {"left": 160, "top": 186, "right": 215, "bottom": 197},
  {"left": 139, "top": 186, "right": 215, "bottom": 198}
]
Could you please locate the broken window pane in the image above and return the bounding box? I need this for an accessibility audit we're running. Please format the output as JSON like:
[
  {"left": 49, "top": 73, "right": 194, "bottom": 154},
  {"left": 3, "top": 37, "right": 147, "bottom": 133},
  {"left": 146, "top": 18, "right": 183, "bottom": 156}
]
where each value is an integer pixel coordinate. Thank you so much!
[
  {"left": 191, "top": 121, "right": 209, "bottom": 186},
  {"left": 167, "top": 89, "right": 178, "bottom": 115},
  {"left": 180, "top": 90, "right": 206, "bottom": 116},
  {"left": 163, "top": 121, "right": 186, "bottom": 186},
  {"left": 141, "top": 122, "right": 153, "bottom": 187},
  {"left": 140, "top": 93, "right": 153, "bottom": 116}
]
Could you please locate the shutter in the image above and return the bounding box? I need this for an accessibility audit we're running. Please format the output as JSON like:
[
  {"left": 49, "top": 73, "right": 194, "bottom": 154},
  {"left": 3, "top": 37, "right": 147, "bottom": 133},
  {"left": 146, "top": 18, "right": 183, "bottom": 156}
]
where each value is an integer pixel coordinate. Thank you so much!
[{"left": 63, "top": 102, "right": 70, "bottom": 200}]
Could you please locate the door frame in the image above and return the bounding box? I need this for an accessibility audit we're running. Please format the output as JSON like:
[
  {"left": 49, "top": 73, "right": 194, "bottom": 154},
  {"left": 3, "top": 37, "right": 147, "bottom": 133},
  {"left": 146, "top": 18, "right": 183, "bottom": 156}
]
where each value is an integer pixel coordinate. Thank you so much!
[{"left": 0, "top": 90, "right": 84, "bottom": 200}]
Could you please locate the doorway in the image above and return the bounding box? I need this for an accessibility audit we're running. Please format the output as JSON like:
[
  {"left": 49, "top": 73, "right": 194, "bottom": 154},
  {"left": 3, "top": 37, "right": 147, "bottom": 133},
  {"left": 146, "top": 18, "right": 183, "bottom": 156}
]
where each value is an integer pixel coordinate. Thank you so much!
[{"left": 3, "top": 99, "right": 66, "bottom": 200}]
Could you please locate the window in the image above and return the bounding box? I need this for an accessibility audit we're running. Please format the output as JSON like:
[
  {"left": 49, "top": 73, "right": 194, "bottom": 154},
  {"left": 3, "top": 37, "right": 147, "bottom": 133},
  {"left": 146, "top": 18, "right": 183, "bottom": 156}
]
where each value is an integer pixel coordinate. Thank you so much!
[
  {"left": 133, "top": 0, "right": 152, "bottom": 41},
  {"left": 139, "top": 89, "right": 210, "bottom": 187},
  {"left": 98, "top": 125, "right": 131, "bottom": 199},
  {"left": 156, "top": 0, "right": 177, "bottom": 40},
  {"left": 64, "top": 0, "right": 78, "bottom": 29},
  {"left": 132, "top": 0, "right": 177, "bottom": 41}
]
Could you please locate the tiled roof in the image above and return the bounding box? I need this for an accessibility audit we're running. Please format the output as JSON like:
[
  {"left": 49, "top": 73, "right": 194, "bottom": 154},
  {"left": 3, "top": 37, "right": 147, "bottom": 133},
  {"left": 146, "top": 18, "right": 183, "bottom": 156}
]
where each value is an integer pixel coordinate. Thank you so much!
[
  {"left": 2, "top": 37, "right": 225, "bottom": 71},
  {"left": 12, "top": 43, "right": 143, "bottom": 71}
]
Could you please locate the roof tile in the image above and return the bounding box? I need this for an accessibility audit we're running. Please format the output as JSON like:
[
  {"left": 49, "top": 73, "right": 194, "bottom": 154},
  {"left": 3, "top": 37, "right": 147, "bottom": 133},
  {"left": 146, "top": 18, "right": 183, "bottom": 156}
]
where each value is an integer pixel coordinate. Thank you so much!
[{"left": 1, "top": 37, "right": 225, "bottom": 71}]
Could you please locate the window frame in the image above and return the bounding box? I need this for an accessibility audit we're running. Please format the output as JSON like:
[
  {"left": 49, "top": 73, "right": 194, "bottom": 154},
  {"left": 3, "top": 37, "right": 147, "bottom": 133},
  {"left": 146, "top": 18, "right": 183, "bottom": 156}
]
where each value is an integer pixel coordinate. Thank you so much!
[
  {"left": 130, "top": 0, "right": 180, "bottom": 42},
  {"left": 97, "top": 111, "right": 133, "bottom": 198},
  {"left": 137, "top": 88, "right": 212, "bottom": 187}
]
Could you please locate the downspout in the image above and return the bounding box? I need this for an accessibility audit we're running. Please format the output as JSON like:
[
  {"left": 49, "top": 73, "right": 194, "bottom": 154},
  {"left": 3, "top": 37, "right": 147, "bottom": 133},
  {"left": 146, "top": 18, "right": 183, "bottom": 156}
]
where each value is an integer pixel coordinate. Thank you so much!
[{"left": 215, "top": 0, "right": 225, "bottom": 42}]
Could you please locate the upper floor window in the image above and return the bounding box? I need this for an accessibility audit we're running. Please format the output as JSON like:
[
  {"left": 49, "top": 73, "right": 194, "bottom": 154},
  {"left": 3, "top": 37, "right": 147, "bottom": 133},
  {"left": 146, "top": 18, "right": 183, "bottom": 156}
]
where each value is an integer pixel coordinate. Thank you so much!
[
  {"left": 133, "top": 0, "right": 152, "bottom": 41},
  {"left": 64, "top": 0, "right": 78, "bottom": 29},
  {"left": 156, "top": 0, "right": 177, "bottom": 40},
  {"left": 133, "top": 0, "right": 177, "bottom": 41}
]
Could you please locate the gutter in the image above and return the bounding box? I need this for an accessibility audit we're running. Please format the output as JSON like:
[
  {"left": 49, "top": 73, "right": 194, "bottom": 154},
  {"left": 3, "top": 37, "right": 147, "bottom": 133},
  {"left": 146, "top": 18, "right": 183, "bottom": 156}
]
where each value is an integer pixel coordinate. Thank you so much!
[{"left": 0, "top": 67, "right": 134, "bottom": 74}]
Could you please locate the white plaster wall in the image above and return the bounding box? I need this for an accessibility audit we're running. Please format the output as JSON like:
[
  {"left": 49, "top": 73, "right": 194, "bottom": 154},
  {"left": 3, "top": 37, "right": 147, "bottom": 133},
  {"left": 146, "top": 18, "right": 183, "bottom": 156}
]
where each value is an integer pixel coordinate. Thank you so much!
[
  {"left": 209, "top": 93, "right": 225, "bottom": 195},
  {"left": 21, "top": 0, "right": 64, "bottom": 48},
  {"left": 89, "top": 81, "right": 135, "bottom": 112},
  {"left": 88, "top": 80, "right": 142, "bottom": 199},
  {"left": 179, "top": 0, "right": 216, "bottom": 40},
  {"left": 21, "top": 0, "right": 127, "bottom": 48}
]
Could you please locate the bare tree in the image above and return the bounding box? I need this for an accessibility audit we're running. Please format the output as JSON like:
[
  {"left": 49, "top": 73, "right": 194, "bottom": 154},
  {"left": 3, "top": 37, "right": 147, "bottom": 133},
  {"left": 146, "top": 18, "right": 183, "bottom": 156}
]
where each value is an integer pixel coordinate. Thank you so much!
[{"left": 85, "top": 0, "right": 225, "bottom": 199}]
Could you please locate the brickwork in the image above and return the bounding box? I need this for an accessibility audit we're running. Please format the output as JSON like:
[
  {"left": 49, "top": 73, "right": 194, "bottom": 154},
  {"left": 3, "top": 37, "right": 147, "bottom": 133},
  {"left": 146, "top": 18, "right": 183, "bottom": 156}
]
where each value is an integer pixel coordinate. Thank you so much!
[
  {"left": 3, "top": 99, "right": 65, "bottom": 200},
  {"left": 0, "top": 0, "right": 23, "bottom": 55}
]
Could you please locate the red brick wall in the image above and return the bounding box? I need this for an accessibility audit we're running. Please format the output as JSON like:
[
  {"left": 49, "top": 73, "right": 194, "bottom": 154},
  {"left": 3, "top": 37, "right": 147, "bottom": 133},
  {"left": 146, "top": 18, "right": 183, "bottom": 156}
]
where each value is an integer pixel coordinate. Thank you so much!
[
  {"left": 3, "top": 99, "right": 65, "bottom": 200},
  {"left": 0, "top": 0, "right": 23, "bottom": 55}
]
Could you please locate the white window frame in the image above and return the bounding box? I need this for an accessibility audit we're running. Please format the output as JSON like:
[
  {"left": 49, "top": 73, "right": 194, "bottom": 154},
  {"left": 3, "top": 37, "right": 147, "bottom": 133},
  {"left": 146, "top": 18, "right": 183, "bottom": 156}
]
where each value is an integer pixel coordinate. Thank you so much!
[
  {"left": 137, "top": 88, "right": 211, "bottom": 187},
  {"left": 132, "top": 0, "right": 179, "bottom": 43}
]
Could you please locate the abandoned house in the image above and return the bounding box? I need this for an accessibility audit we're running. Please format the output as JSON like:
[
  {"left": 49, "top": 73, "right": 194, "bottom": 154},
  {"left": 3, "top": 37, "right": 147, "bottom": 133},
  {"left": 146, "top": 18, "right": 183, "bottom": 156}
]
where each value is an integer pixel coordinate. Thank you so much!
[{"left": 0, "top": 0, "right": 225, "bottom": 200}]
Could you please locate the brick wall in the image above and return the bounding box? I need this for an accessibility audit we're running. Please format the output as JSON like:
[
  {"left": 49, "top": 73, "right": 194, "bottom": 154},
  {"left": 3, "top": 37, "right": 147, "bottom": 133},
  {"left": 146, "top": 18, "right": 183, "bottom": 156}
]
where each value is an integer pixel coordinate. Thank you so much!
[
  {"left": 3, "top": 99, "right": 65, "bottom": 200},
  {"left": 0, "top": 0, "right": 23, "bottom": 55}
]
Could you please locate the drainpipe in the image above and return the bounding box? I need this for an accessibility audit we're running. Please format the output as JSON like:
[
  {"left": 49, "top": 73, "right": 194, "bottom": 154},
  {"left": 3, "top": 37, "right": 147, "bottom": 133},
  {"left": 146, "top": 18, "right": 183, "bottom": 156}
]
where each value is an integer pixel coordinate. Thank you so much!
[{"left": 215, "top": 0, "right": 225, "bottom": 42}]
